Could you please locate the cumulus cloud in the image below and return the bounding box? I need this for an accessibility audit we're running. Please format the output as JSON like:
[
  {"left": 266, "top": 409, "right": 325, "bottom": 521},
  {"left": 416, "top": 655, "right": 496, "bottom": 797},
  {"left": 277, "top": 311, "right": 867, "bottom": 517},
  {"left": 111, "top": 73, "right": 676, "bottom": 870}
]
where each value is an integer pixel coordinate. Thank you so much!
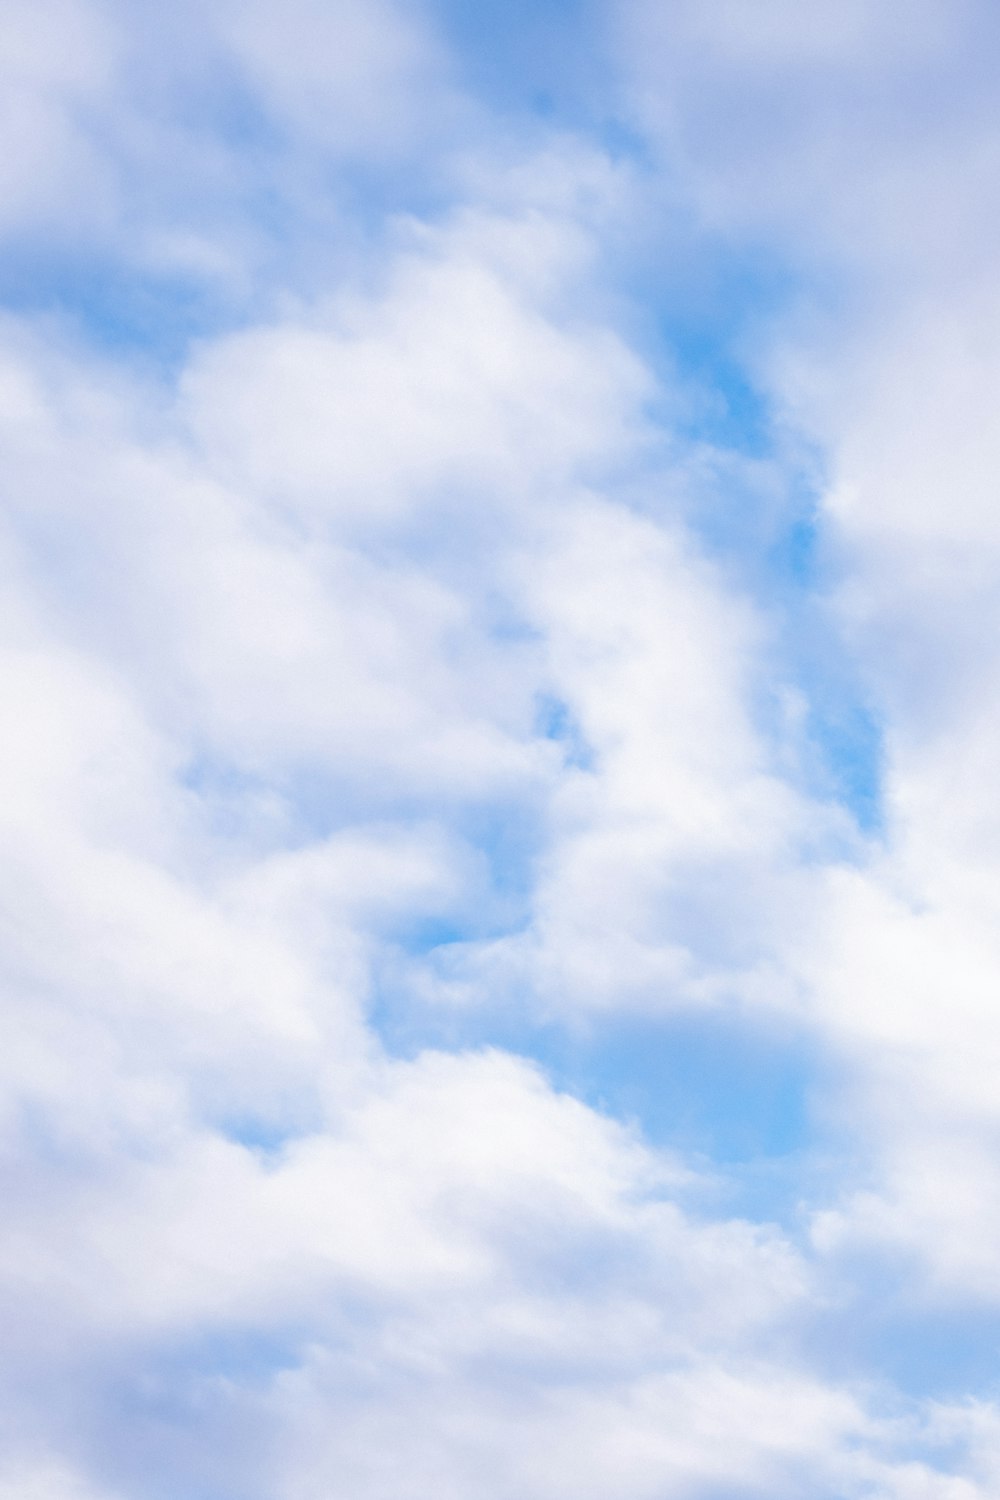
[
  {"left": 5, "top": 0, "right": 1000, "bottom": 1496},
  {"left": 609, "top": 0, "right": 1000, "bottom": 1309}
]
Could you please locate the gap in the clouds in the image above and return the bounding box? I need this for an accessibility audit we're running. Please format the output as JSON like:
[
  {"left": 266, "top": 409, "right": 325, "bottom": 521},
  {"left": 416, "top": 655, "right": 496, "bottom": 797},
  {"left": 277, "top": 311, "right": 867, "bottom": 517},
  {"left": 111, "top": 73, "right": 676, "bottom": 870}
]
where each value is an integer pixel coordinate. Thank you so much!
[
  {"left": 185, "top": 735, "right": 544, "bottom": 841},
  {"left": 636, "top": 312, "right": 886, "bottom": 831},
  {"left": 575, "top": 1012, "right": 840, "bottom": 1225},
  {"left": 551, "top": 1010, "right": 819, "bottom": 1160},
  {"left": 873, "top": 1306, "right": 1000, "bottom": 1403},
  {"left": 756, "top": 579, "right": 886, "bottom": 837},
  {"left": 434, "top": 0, "right": 615, "bottom": 134},
  {"left": 370, "top": 971, "right": 830, "bottom": 1224},
  {"left": 182, "top": 754, "right": 545, "bottom": 945},
  {"left": 624, "top": 234, "right": 801, "bottom": 460},
  {"left": 0, "top": 177, "right": 461, "bottom": 378},
  {"left": 808, "top": 1260, "right": 1000, "bottom": 1405},
  {"left": 627, "top": 245, "right": 887, "bottom": 834},
  {"left": 804, "top": 688, "right": 883, "bottom": 835},
  {"left": 665, "top": 329, "right": 776, "bottom": 462},
  {"left": 0, "top": 250, "right": 248, "bottom": 375},
  {"left": 216, "top": 1112, "right": 318, "bottom": 1158},
  {"left": 534, "top": 691, "right": 596, "bottom": 771}
]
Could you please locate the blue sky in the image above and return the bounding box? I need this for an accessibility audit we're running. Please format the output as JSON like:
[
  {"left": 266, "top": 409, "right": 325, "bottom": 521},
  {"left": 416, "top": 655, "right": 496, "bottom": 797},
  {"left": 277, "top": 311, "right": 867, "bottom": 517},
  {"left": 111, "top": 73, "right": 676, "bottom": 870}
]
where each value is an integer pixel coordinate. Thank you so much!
[{"left": 5, "top": 2, "right": 1000, "bottom": 1497}]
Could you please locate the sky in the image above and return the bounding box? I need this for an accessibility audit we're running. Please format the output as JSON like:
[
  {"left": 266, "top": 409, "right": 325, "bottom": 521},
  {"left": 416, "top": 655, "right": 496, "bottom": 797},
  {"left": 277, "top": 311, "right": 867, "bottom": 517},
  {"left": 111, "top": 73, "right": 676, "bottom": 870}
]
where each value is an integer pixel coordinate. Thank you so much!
[{"left": 6, "top": 1, "right": 1000, "bottom": 1496}]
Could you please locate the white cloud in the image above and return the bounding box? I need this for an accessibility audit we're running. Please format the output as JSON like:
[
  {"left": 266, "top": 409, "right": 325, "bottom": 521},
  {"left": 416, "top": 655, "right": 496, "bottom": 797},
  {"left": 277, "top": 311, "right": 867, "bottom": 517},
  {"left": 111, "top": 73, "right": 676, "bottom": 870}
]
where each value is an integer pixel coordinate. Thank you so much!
[
  {"left": 616, "top": 0, "right": 1000, "bottom": 287},
  {"left": 0, "top": 1466, "right": 121, "bottom": 1500},
  {"left": 212, "top": 0, "right": 456, "bottom": 155},
  {"left": 0, "top": 0, "right": 118, "bottom": 235},
  {"left": 611, "top": 0, "right": 1000, "bottom": 1305},
  {"left": 10, "top": 1, "right": 1000, "bottom": 1494}
]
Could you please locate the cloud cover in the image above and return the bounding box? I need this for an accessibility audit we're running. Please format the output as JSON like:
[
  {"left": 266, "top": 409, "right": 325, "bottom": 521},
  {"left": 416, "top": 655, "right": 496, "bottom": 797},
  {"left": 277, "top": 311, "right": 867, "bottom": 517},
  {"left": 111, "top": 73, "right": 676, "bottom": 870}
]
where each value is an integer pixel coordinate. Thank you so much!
[{"left": 4, "top": 1, "right": 1000, "bottom": 1495}]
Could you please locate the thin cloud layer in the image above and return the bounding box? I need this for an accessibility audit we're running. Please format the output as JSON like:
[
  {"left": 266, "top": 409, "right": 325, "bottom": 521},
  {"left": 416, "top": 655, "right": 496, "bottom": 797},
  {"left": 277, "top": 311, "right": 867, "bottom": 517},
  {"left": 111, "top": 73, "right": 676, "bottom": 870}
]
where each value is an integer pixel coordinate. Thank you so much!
[{"left": 3, "top": 1, "right": 1000, "bottom": 1496}]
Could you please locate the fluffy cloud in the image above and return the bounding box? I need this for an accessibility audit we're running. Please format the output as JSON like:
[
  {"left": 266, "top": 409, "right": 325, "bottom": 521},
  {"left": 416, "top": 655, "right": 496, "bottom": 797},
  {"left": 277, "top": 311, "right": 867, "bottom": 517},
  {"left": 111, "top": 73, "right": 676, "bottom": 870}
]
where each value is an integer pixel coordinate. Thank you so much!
[
  {"left": 612, "top": 0, "right": 1000, "bottom": 1306},
  {"left": 5, "top": 1, "right": 1000, "bottom": 1497}
]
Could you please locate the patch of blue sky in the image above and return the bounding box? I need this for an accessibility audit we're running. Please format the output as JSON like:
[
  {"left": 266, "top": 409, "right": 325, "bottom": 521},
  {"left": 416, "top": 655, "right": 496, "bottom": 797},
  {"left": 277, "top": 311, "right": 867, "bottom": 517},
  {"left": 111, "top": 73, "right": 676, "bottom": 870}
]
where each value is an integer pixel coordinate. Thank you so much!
[
  {"left": 638, "top": 352, "right": 884, "bottom": 839},
  {"left": 616, "top": 232, "right": 887, "bottom": 836},
  {"left": 0, "top": 204, "right": 367, "bottom": 375},
  {"left": 806, "top": 694, "right": 883, "bottom": 835},
  {"left": 0, "top": 143, "right": 456, "bottom": 378},
  {"left": 182, "top": 746, "right": 549, "bottom": 905},
  {"left": 550, "top": 1010, "right": 820, "bottom": 1162},
  {"left": 533, "top": 690, "right": 596, "bottom": 772},
  {"left": 808, "top": 1263, "right": 1000, "bottom": 1405},
  {"left": 770, "top": 510, "right": 821, "bottom": 588},
  {"left": 369, "top": 955, "right": 831, "bottom": 1223},
  {"left": 766, "top": 497, "right": 886, "bottom": 835},
  {"left": 397, "top": 800, "right": 544, "bottom": 941},
  {"left": 761, "top": 570, "right": 885, "bottom": 837},
  {"left": 653, "top": 293, "right": 796, "bottom": 463},
  {"left": 773, "top": 666, "right": 884, "bottom": 840},
  {"left": 434, "top": 0, "right": 613, "bottom": 131},
  {"left": 214, "top": 1106, "right": 322, "bottom": 1159},
  {"left": 0, "top": 249, "right": 236, "bottom": 373}
]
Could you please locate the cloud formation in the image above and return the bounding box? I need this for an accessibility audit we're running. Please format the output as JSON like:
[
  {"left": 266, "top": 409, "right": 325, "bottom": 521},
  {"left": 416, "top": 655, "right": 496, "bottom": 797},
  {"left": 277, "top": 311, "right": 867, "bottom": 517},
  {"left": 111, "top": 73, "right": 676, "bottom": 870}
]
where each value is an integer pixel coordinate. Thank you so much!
[{"left": 4, "top": 1, "right": 1000, "bottom": 1496}]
